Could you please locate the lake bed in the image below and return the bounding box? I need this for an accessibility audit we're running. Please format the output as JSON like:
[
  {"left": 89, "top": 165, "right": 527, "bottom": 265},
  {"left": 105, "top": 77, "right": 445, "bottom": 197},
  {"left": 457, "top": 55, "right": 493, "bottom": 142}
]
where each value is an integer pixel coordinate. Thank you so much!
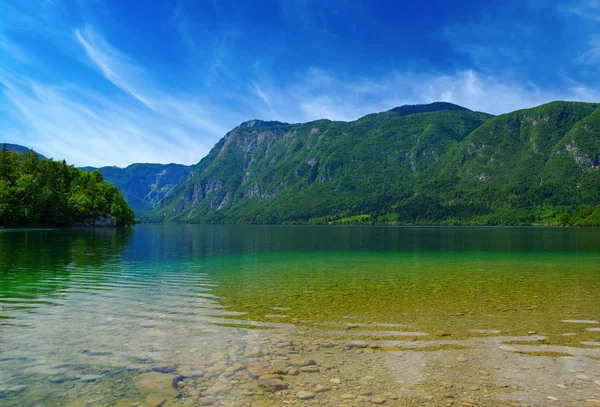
[{"left": 1, "top": 225, "right": 599, "bottom": 406}]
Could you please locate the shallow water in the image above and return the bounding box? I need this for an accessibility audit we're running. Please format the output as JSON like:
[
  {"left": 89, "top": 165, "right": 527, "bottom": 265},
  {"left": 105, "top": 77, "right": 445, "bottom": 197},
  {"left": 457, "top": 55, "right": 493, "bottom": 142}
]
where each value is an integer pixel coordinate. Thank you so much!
[{"left": 1, "top": 225, "right": 599, "bottom": 406}]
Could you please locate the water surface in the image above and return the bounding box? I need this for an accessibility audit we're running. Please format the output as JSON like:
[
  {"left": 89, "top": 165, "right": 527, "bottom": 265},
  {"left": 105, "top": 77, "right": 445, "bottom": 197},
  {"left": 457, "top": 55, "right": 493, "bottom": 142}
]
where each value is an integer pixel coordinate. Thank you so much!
[{"left": 1, "top": 225, "right": 599, "bottom": 406}]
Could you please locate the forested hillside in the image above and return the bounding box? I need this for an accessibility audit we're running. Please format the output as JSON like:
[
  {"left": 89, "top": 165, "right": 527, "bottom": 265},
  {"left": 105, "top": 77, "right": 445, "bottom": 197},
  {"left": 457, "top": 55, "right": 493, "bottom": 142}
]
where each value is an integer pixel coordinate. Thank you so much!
[
  {"left": 148, "top": 101, "right": 600, "bottom": 226},
  {"left": 81, "top": 163, "right": 191, "bottom": 216},
  {"left": 0, "top": 146, "right": 134, "bottom": 227}
]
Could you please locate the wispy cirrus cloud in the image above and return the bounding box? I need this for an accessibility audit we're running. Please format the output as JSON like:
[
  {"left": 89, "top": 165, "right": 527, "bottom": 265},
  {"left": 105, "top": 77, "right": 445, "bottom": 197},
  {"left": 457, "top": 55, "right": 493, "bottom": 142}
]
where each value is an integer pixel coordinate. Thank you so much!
[
  {"left": 1, "top": 70, "right": 209, "bottom": 167},
  {"left": 566, "top": 0, "right": 600, "bottom": 22},
  {"left": 249, "top": 68, "right": 600, "bottom": 124},
  {"left": 73, "top": 26, "right": 235, "bottom": 137},
  {"left": 1, "top": 23, "right": 246, "bottom": 167}
]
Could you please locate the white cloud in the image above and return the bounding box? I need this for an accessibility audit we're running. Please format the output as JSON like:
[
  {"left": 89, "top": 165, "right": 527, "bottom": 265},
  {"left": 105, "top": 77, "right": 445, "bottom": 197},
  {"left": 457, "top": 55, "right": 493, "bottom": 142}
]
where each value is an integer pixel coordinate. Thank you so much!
[
  {"left": 566, "top": 0, "right": 600, "bottom": 22},
  {"left": 0, "top": 72, "right": 212, "bottom": 167},
  {"left": 249, "top": 68, "right": 600, "bottom": 124},
  {"left": 577, "top": 35, "right": 600, "bottom": 64}
]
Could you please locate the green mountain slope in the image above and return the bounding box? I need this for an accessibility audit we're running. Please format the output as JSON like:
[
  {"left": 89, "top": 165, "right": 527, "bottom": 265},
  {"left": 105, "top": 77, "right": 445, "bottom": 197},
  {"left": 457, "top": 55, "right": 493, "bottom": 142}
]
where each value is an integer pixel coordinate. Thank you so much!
[
  {"left": 149, "top": 101, "right": 600, "bottom": 226},
  {"left": 409, "top": 102, "right": 600, "bottom": 224},
  {"left": 150, "top": 103, "right": 491, "bottom": 223},
  {"left": 82, "top": 163, "right": 191, "bottom": 216}
]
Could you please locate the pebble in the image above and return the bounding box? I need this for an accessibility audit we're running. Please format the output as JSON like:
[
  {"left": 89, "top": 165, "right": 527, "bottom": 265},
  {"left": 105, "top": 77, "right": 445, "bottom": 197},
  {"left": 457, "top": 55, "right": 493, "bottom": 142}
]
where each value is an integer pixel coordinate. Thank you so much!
[
  {"left": 289, "top": 359, "right": 316, "bottom": 367},
  {"left": 315, "top": 384, "right": 330, "bottom": 393},
  {"left": 556, "top": 384, "right": 568, "bottom": 389},
  {"left": 152, "top": 364, "right": 176, "bottom": 373},
  {"left": 577, "top": 374, "right": 593, "bottom": 382},
  {"left": 562, "top": 320, "right": 599, "bottom": 324},
  {"left": 146, "top": 395, "right": 166, "bottom": 407},
  {"left": 247, "top": 363, "right": 275, "bottom": 378},
  {"left": 347, "top": 341, "right": 369, "bottom": 348},
  {"left": 499, "top": 345, "right": 519, "bottom": 352},
  {"left": 297, "top": 391, "right": 315, "bottom": 400},
  {"left": 547, "top": 396, "right": 559, "bottom": 402},
  {"left": 300, "top": 366, "right": 320, "bottom": 373},
  {"left": 178, "top": 370, "right": 204, "bottom": 378},
  {"left": 340, "top": 393, "right": 356, "bottom": 399},
  {"left": 259, "top": 374, "right": 282, "bottom": 380},
  {"left": 258, "top": 378, "right": 288, "bottom": 391},
  {"left": 133, "top": 373, "right": 179, "bottom": 399},
  {"left": 468, "top": 329, "right": 501, "bottom": 334},
  {"left": 330, "top": 378, "right": 341, "bottom": 384},
  {"left": 80, "top": 375, "right": 101, "bottom": 382},
  {"left": 372, "top": 397, "right": 386, "bottom": 404}
]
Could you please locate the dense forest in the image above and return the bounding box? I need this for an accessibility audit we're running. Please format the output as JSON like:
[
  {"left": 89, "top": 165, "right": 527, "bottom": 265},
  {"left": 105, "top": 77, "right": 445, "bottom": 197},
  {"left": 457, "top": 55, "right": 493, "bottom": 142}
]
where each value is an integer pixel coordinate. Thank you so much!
[
  {"left": 0, "top": 145, "right": 134, "bottom": 228},
  {"left": 148, "top": 101, "right": 600, "bottom": 226}
]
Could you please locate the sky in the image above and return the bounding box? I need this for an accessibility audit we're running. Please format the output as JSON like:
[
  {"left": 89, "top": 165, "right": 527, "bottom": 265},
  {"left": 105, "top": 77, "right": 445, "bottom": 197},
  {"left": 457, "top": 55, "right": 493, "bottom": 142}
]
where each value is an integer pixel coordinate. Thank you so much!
[{"left": 1, "top": 0, "right": 599, "bottom": 167}]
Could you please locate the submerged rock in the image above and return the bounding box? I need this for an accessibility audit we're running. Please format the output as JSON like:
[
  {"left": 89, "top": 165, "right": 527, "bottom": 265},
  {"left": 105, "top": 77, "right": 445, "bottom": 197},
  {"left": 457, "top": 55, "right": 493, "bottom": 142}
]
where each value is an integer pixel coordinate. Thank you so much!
[
  {"left": 146, "top": 395, "right": 166, "bottom": 407},
  {"left": 259, "top": 377, "right": 288, "bottom": 391},
  {"left": 133, "top": 372, "right": 178, "bottom": 399},
  {"left": 297, "top": 391, "right": 316, "bottom": 399}
]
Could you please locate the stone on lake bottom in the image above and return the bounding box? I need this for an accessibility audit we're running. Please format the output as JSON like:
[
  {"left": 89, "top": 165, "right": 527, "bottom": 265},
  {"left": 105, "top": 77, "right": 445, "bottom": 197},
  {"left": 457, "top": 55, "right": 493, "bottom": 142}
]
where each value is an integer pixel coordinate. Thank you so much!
[
  {"left": 563, "top": 320, "right": 599, "bottom": 324},
  {"left": 259, "top": 378, "right": 288, "bottom": 391},
  {"left": 289, "top": 358, "right": 316, "bottom": 367},
  {"left": 547, "top": 396, "right": 559, "bottom": 402},
  {"left": 80, "top": 375, "right": 101, "bottom": 382},
  {"left": 146, "top": 395, "right": 166, "bottom": 407},
  {"left": 347, "top": 341, "right": 369, "bottom": 348},
  {"left": 297, "top": 391, "right": 316, "bottom": 399},
  {"left": 133, "top": 373, "right": 178, "bottom": 399},
  {"left": 152, "top": 364, "right": 176, "bottom": 373}
]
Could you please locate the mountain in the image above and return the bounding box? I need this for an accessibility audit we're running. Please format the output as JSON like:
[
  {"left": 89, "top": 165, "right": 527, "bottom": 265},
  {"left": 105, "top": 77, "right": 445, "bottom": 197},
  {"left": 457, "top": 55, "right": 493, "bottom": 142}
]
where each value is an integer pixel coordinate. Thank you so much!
[
  {"left": 148, "top": 101, "right": 600, "bottom": 226},
  {"left": 2, "top": 143, "right": 45, "bottom": 158},
  {"left": 81, "top": 163, "right": 192, "bottom": 216}
]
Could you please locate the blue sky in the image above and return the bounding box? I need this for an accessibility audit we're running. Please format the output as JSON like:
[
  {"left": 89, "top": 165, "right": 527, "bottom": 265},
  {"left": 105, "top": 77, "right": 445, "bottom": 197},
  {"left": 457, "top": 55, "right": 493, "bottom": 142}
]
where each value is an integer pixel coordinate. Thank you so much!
[{"left": 1, "top": 0, "right": 599, "bottom": 167}]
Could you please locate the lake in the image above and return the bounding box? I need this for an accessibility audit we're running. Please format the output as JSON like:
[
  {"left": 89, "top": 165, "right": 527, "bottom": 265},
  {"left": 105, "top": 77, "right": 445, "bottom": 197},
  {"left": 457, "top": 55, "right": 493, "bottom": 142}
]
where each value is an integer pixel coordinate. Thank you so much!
[{"left": 1, "top": 225, "right": 599, "bottom": 406}]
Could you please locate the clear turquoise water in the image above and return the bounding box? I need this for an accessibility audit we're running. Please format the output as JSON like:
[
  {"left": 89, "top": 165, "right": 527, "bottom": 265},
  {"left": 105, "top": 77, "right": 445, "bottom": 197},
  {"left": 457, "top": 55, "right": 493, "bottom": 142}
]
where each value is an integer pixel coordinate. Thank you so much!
[{"left": 1, "top": 225, "right": 599, "bottom": 406}]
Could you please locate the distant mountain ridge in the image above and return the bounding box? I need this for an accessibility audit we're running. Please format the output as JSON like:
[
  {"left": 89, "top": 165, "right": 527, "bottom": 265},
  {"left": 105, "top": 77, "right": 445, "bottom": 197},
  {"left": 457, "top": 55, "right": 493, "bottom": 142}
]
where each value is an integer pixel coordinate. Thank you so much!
[
  {"left": 81, "top": 163, "right": 192, "bottom": 216},
  {"left": 2, "top": 143, "right": 45, "bottom": 158}
]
